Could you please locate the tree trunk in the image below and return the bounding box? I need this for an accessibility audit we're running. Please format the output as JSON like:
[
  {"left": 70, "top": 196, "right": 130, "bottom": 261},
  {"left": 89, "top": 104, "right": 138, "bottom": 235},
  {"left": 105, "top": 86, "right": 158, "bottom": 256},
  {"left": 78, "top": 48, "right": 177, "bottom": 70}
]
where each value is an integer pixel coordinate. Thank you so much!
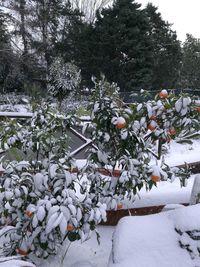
[{"left": 20, "top": 0, "right": 28, "bottom": 56}]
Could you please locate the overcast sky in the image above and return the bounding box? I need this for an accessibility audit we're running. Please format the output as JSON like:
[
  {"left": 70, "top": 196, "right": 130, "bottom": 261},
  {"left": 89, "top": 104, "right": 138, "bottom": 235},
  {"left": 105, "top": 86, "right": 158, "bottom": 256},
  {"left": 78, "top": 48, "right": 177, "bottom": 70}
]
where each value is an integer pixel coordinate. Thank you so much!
[{"left": 137, "top": 0, "right": 200, "bottom": 42}]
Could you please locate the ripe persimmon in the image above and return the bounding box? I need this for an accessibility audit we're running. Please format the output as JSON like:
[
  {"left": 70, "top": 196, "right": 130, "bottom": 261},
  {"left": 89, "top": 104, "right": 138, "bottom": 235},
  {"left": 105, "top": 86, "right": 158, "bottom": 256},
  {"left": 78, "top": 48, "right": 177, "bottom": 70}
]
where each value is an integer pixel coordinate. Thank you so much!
[
  {"left": 151, "top": 175, "right": 161, "bottom": 182},
  {"left": 159, "top": 90, "right": 168, "bottom": 99},
  {"left": 196, "top": 107, "right": 200, "bottom": 113},
  {"left": 116, "top": 117, "right": 126, "bottom": 129}
]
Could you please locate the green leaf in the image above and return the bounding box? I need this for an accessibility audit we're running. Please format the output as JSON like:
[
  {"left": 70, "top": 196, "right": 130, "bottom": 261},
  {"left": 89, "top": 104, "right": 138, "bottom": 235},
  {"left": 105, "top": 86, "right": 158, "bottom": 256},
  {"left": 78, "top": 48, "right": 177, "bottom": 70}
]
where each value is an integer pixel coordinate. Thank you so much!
[
  {"left": 3, "top": 147, "right": 26, "bottom": 162},
  {"left": 95, "top": 230, "right": 100, "bottom": 245},
  {"left": 90, "top": 221, "right": 96, "bottom": 231},
  {"left": 40, "top": 242, "right": 48, "bottom": 250},
  {"left": 176, "top": 139, "right": 193, "bottom": 145},
  {"left": 148, "top": 180, "right": 154, "bottom": 190},
  {"left": 68, "top": 232, "right": 78, "bottom": 242}
]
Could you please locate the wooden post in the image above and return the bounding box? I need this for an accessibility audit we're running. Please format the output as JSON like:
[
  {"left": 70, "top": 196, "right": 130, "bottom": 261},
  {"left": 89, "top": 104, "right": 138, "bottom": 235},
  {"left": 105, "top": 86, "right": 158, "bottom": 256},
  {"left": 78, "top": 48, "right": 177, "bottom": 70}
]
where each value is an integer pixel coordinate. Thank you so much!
[{"left": 190, "top": 174, "right": 200, "bottom": 205}]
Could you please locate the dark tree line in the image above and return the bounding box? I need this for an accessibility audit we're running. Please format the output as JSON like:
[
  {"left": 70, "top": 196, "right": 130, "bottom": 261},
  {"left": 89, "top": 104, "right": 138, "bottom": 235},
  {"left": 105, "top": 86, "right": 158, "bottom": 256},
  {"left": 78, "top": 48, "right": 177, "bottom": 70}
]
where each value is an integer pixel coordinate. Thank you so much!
[{"left": 0, "top": 0, "right": 199, "bottom": 94}]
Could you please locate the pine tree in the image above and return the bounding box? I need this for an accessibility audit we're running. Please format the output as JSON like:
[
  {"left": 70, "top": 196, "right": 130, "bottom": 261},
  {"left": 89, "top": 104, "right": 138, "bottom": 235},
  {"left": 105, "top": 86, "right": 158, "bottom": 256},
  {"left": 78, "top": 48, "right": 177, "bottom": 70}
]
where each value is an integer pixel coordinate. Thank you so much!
[
  {"left": 0, "top": 9, "right": 15, "bottom": 91},
  {"left": 0, "top": 0, "right": 46, "bottom": 91},
  {"left": 88, "top": 0, "right": 153, "bottom": 91},
  {"left": 64, "top": 17, "right": 96, "bottom": 88},
  {"left": 145, "top": 3, "right": 182, "bottom": 90},
  {"left": 29, "top": 0, "right": 82, "bottom": 89},
  {"left": 180, "top": 34, "right": 200, "bottom": 89}
]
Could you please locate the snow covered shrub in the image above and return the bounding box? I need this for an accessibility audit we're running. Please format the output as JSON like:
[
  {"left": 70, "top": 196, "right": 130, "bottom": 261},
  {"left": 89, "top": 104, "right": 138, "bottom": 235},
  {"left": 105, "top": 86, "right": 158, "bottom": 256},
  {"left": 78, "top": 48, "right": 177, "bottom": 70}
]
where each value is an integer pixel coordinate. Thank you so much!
[
  {"left": 84, "top": 80, "right": 200, "bottom": 210},
  {"left": 178, "top": 228, "right": 200, "bottom": 261},
  {"left": 48, "top": 58, "right": 81, "bottom": 108},
  {"left": 0, "top": 159, "right": 106, "bottom": 258},
  {"left": 0, "top": 256, "right": 35, "bottom": 267},
  {"left": 0, "top": 103, "right": 107, "bottom": 260}
]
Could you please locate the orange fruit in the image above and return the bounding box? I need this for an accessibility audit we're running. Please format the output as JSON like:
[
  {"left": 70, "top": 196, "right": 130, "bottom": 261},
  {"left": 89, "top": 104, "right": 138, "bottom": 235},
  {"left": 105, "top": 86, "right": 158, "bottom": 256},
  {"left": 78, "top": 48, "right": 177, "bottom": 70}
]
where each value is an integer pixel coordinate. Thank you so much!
[
  {"left": 151, "top": 175, "right": 161, "bottom": 182},
  {"left": 148, "top": 122, "right": 157, "bottom": 131},
  {"left": 112, "top": 170, "right": 121, "bottom": 177},
  {"left": 116, "top": 117, "right": 126, "bottom": 129},
  {"left": 168, "top": 127, "right": 176, "bottom": 136},
  {"left": 25, "top": 211, "right": 33, "bottom": 218},
  {"left": 67, "top": 224, "right": 75, "bottom": 232},
  {"left": 117, "top": 203, "right": 123, "bottom": 210},
  {"left": 196, "top": 107, "right": 200, "bottom": 113},
  {"left": 159, "top": 90, "right": 168, "bottom": 99},
  {"left": 16, "top": 248, "right": 29, "bottom": 256}
]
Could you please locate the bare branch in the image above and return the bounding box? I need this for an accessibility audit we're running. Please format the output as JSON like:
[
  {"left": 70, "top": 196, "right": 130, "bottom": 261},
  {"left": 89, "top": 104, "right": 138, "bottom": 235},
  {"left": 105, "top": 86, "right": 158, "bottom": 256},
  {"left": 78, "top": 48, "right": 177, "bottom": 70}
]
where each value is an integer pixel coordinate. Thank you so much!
[{"left": 70, "top": 0, "right": 113, "bottom": 23}]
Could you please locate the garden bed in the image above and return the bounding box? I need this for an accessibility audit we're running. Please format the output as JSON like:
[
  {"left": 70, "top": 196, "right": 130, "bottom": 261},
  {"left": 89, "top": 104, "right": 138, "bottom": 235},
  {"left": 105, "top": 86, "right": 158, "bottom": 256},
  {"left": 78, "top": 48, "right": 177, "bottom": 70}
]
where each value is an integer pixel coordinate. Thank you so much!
[{"left": 108, "top": 204, "right": 200, "bottom": 267}]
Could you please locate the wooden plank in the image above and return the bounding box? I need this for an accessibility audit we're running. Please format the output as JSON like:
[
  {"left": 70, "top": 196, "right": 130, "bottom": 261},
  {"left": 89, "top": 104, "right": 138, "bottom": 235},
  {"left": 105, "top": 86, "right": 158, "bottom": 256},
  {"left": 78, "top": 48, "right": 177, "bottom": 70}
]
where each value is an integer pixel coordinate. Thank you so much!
[{"left": 101, "top": 204, "right": 189, "bottom": 226}]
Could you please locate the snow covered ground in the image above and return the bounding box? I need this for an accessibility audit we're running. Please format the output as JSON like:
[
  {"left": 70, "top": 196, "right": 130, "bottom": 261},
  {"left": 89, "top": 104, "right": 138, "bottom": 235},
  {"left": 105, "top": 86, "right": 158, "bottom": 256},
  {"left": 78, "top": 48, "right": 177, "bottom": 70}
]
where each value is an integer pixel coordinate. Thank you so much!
[
  {"left": 0, "top": 225, "right": 115, "bottom": 267},
  {"left": 34, "top": 226, "right": 115, "bottom": 267},
  {"left": 162, "top": 139, "right": 200, "bottom": 166},
  {"left": 109, "top": 204, "right": 200, "bottom": 267}
]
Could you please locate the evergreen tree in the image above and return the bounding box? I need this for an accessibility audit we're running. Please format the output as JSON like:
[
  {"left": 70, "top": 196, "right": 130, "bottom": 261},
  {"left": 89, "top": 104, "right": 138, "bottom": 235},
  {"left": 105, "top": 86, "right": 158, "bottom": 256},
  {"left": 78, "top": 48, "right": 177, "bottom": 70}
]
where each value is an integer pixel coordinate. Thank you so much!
[
  {"left": 0, "top": 0, "right": 46, "bottom": 91},
  {"left": 30, "top": 0, "right": 81, "bottom": 87},
  {"left": 145, "top": 3, "right": 182, "bottom": 89},
  {"left": 0, "top": 9, "right": 16, "bottom": 91},
  {"left": 63, "top": 17, "right": 96, "bottom": 88},
  {"left": 30, "top": 1, "right": 76, "bottom": 68},
  {"left": 180, "top": 34, "right": 200, "bottom": 89},
  {"left": 88, "top": 0, "right": 153, "bottom": 91},
  {"left": 0, "top": 0, "right": 81, "bottom": 92}
]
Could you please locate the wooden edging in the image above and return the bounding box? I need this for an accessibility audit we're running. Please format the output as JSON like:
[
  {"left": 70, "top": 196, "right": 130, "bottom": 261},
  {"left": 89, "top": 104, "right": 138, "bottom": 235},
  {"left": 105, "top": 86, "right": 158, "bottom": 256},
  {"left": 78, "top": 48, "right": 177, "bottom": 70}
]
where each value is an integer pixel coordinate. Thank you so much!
[
  {"left": 176, "top": 161, "right": 200, "bottom": 174},
  {"left": 101, "top": 203, "right": 189, "bottom": 226}
]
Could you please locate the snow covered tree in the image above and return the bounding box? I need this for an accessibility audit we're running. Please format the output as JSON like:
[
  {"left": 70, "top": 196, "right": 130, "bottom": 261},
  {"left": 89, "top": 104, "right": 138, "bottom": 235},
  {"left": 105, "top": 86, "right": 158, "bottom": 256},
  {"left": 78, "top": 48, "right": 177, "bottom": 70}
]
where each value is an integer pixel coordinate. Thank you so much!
[
  {"left": 0, "top": 103, "right": 107, "bottom": 260},
  {"left": 84, "top": 78, "right": 200, "bottom": 210},
  {"left": 0, "top": 9, "right": 19, "bottom": 92},
  {"left": 70, "top": 0, "right": 112, "bottom": 23},
  {"left": 0, "top": 83, "right": 200, "bottom": 262},
  {"left": 180, "top": 34, "right": 200, "bottom": 89},
  {"left": 48, "top": 58, "right": 81, "bottom": 108}
]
